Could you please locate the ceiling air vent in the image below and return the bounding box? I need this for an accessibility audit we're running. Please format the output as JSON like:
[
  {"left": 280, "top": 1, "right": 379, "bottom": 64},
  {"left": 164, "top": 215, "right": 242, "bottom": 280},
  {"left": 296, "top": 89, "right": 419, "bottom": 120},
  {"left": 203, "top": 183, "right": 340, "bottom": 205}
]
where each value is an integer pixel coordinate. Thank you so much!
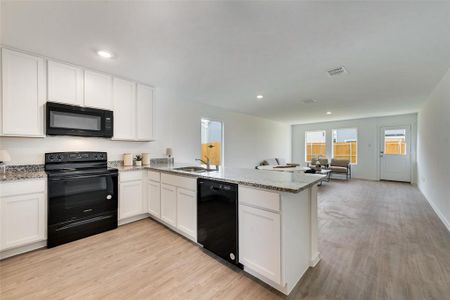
[
  {"left": 327, "top": 66, "right": 348, "bottom": 77},
  {"left": 302, "top": 99, "right": 317, "bottom": 104}
]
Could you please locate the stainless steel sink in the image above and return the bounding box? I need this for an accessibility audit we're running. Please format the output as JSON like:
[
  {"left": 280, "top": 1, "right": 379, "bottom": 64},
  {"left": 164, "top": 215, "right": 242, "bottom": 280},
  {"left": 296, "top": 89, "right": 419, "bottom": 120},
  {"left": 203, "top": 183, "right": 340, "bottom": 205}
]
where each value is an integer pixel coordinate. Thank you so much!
[{"left": 174, "top": 166, "right": 208, "bottom": 173}]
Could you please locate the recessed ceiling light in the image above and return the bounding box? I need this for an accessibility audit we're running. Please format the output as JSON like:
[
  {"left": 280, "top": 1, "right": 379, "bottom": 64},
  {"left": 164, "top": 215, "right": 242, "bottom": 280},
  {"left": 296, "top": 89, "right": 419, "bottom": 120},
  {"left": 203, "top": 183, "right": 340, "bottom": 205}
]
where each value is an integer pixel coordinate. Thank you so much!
[
  {"left": 256, "top": 95, "right": 263, "bottom": 99},
  {"left": 326, "top": 111, "right": 332, "bottom": 115},
  {"left": 97, "top": 50, "right": 113, "bottom": 59}
]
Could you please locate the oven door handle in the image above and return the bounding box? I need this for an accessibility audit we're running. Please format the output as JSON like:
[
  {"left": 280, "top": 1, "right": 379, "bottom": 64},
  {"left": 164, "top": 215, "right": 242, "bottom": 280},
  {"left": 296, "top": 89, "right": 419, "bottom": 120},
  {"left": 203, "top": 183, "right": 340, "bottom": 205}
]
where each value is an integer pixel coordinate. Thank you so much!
[
  {"left": 55, "top": 215, "right": 114, "bottom": 231},
  {"left": 48, "top": 174, "right": 116, "bottom": 181}
]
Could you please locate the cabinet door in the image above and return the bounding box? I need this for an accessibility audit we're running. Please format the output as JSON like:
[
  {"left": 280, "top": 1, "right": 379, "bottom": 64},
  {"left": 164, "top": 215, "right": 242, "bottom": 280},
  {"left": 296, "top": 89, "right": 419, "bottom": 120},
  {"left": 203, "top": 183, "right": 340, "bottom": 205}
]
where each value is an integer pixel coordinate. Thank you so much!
[
  {"left": 136, "top": 84, "right": 154, "bottom": 141},
  {"left": 239, "top": 204, "right": 281, "bottom": 284},
  {"left": 160, "top": 184, "right": 176, "bottom": 226},
  {"left": 176, "top": 188, "right": 196, "bottom": 240},
  {"left": 0, "top": 192, "right": 46, "bottom": 250},
  {"left": 147, "top": 180, "right": 161, "bottom": 218},
  {"left": 47, "top": 60, "right": 84, "bottom": 105},
  {"left": 119, "top": 181, "right": 144, "bottom": 220},
  {"left": 113, "top": 78, "right": 136, "bottom": 140},
  {"left": 84, "top": 70, "right": 113, "bottom": 110},
  {"left": 1, "top": 48, "right": 45, "bottom": 136}
]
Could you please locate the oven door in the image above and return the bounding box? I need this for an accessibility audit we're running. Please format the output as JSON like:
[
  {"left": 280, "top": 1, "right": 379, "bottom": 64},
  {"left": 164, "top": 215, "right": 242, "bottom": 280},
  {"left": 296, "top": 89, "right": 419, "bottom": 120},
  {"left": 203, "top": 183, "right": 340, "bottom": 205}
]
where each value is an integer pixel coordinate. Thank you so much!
[
  {"left": 46, "top": 102, "right": 113, "bottom": 137},
  {"left": 48, "top": 172, "right": 118, "bottom": 226}
]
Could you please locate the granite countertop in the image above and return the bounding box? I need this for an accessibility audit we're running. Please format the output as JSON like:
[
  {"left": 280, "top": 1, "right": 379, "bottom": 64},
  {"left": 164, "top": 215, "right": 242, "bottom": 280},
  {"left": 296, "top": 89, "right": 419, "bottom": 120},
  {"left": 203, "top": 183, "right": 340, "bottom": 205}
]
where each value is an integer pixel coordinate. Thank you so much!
[
  {"left": 115, "top": 162, "right": 324, "bottom": 193},
  {"left": 0, "top": 170, "right": 47, "bottom": 182},
  {"left": 2, "top": 162, "right": 324, "bottom": 193}
]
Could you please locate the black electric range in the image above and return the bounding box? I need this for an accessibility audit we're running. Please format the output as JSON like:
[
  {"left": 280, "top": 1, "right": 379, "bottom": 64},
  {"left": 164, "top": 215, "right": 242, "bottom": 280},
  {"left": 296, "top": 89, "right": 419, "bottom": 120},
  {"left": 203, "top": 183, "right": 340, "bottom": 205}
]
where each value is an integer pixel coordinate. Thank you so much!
[{"left": 45, "top": 152, "right": 118, "bottom": 248}]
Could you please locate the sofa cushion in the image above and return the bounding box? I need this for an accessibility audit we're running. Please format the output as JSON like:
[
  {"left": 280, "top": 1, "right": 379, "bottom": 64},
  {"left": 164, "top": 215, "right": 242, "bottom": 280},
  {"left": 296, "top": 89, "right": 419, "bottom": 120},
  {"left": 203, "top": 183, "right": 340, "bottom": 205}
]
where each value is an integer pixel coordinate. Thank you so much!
[
  {"left": 330, "top": 166, "right": 348, "bottom": 173},
  {"left": 331, "top": 159, "right": 350, "bottom": 167}
]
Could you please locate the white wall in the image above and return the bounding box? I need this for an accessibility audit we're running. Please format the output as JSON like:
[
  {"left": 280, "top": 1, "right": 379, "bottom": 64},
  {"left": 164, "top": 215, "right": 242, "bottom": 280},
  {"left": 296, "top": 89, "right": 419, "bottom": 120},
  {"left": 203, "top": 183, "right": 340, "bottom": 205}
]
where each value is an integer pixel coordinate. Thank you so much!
[
  {"left": 291, "top": 113, "right": 417, "bottom": 182},
  {"left": 417, "top": 68, "right": 450, "bottom": 231},
  {"left": 0, "top": 87, "right": 290, "bottom": 168}
]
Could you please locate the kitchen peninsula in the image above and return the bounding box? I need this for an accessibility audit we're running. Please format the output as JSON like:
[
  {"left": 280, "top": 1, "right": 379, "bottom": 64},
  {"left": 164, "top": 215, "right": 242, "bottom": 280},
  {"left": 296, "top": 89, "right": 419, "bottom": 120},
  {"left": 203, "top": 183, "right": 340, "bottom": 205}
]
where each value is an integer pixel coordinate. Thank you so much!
[{"left": 1, "top": 161, "right": 323, "bottom": 295}]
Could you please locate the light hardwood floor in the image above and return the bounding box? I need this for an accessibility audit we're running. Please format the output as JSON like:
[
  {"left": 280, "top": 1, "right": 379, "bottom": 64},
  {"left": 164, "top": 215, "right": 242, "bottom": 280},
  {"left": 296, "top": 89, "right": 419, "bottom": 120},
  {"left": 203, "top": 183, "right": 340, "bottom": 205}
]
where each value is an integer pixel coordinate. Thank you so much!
[{"left": 1, "top": 180, "right": 449, "bottom": 300}]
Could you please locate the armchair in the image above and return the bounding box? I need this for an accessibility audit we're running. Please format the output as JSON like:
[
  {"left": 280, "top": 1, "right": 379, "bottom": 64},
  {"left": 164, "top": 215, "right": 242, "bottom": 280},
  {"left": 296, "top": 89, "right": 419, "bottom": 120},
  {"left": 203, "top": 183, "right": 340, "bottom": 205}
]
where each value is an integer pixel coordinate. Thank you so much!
[{"left": 329, "top": 159, "right": 351, "bottom": 179}]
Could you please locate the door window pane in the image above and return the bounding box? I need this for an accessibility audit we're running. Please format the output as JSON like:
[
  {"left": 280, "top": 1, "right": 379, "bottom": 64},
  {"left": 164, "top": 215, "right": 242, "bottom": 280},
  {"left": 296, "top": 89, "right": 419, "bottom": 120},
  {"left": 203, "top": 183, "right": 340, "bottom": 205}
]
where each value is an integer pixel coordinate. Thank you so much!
[
  {"left": 384, "top": 129, "right": 406, "bottom": 155},
  {"left": 305, "top": 131, "right": 326, "bottom": 162},
  {"left": 332, "top": 128, "right": 357, "bottom": 164},
  {"left": 201, "top": 119, "right": 223, "bottom": 168}
]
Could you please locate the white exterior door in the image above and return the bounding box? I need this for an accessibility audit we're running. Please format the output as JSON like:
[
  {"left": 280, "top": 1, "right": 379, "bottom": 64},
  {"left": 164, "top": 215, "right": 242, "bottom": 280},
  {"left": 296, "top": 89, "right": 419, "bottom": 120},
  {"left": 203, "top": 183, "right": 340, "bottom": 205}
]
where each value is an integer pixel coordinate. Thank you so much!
[{"left": 380, "top": 126, "right": 411, "bottom": 182}]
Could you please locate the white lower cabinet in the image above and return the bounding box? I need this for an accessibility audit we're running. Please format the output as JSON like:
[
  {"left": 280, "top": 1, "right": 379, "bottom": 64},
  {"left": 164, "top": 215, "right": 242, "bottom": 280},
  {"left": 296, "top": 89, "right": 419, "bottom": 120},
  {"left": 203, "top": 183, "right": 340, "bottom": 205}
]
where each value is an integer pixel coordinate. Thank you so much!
[
  {"left": 176, "top": 188, "right": 197, "bottom": 240},
  {"left": 119, "top": 180, "right": 145, "bottom": 219},
  {"left": 160, "top": 174, "right": 197, "bottom": 241},
  {"left": 119, "top": 171, "right": 146, "bottom": 221},
  {"left": 147, "top": 180, "right": 161, "bottom": 218},
  {"left": 161, "top": 183, "right": 177, "bottom": 226},
  {"left": 0, "top": 180, "right": 47, "bottom": 252},
  {"left": 239, "top": 203, "right": 281, "bottom": 285}
]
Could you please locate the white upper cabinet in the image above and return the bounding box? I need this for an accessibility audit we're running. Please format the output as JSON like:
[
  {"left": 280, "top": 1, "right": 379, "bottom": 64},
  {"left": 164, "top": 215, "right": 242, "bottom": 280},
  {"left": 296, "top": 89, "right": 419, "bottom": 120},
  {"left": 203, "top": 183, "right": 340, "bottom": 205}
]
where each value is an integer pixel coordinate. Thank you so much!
[
  {"left": 1, "top": 48, "right": 45, "bottom": 137},
  {"left": 136, "top": 84, "right": 154, "bottom": 141},
  {"left": 113, "top": 78, "right": 136, "bottom": 140},
  {"left": 84, "top": 70, "right": 113, "bottom": 110},
  {"left": 1, "top": 47, "right": 156, "bottom": 140},
  {"left": 47, "top": 60, "right": 84, "bottom": 106}
]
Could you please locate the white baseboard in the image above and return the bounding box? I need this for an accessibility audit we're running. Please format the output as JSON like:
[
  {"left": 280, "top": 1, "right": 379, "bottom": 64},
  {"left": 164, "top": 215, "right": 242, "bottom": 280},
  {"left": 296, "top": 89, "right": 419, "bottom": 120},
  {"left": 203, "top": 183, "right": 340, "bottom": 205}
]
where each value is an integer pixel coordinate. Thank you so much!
[
  {"left": 0, "top": 240, "right": 46, "bottom": 260},
  {"left": 419, "top": 187, "right": 450, "bottom": 232},
  {"left": 310, "top": 253, "right": 321, "bottom": 267},
  {"left": 118, "top": 213, "right": 150, "bottom": 226}
]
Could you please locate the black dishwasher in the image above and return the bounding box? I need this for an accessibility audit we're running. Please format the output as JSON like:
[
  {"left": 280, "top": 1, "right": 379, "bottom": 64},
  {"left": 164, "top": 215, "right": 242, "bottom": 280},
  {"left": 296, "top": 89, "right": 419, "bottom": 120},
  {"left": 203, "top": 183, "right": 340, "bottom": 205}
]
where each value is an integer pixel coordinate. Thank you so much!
[{"left": 197, "top": 179, "right": 241, "bottom": 268}]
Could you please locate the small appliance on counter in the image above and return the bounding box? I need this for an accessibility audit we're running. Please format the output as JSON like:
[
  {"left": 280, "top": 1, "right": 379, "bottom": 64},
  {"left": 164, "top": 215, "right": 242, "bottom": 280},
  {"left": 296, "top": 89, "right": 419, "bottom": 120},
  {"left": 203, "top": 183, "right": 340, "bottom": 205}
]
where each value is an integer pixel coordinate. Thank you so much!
[
  {"left": 142, "top": 153, "right": 150, "bottom": 165},
  {"left": 123, "top": 153, "right": 133, "bottom": 166},
  {"left": 45, "top": 151, "right": 118, "bottom": 248},
  {"left": 0, "top": 149, "right": 11, "bottom": 176},
  {"left": 197, "top": 178, "right": 242, "bottom": 268},
  {"left": 46, "top": 102, "right": 113, "bottom": 137}
]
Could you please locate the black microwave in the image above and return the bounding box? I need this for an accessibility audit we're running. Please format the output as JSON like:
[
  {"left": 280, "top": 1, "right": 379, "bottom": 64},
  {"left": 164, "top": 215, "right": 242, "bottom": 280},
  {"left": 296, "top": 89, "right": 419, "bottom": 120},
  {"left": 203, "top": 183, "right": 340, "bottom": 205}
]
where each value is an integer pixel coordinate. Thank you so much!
[{"left": 46, "top": 102, "right": 113, "bottom": 138}]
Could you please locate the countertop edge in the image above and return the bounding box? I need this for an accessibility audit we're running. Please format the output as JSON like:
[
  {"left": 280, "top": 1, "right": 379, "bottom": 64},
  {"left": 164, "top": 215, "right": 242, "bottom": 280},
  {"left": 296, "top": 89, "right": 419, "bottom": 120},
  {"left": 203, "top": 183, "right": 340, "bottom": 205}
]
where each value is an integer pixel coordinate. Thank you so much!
[{"left": 1, "top": 165, "right": 324, "bottom": 194}]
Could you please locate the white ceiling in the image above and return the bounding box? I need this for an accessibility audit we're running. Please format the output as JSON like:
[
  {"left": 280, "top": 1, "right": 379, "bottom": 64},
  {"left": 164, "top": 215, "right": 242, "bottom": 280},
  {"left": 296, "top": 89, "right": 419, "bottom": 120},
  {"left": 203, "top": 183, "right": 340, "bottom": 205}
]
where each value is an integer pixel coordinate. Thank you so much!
[{"left": 2, "top": 1, "right": 450, "bottom": 124}]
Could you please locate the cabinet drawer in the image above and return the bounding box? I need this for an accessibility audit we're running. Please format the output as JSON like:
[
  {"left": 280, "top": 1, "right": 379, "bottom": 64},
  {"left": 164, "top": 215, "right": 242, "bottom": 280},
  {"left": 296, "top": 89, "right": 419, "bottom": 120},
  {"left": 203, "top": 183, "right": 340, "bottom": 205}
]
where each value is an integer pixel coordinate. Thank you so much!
[
  {"left": 0, "top": 179, "right": 46, "bottom": 197},
  {"left": 119, "top": 170, "right": 143, "bottom": 182},
  {"left": 147, "top": 170, "right": 161, "bottom": 182},
  {"left": 161, "top": 173, "right": 196, "bottom": 191},
  {"left": 239, "top": 186, "right": 280, "bottom": 212}
]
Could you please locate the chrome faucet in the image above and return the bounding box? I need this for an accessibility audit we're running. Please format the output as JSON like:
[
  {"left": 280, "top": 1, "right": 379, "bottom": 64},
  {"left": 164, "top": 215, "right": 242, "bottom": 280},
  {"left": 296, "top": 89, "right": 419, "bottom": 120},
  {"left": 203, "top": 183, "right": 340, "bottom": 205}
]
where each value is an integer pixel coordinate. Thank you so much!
[
  {"left": 196, "top": 157, "right": 211, "bottom": 169},
  {"left": 196, "top": 157, "right": 219, "bottom": 171}
]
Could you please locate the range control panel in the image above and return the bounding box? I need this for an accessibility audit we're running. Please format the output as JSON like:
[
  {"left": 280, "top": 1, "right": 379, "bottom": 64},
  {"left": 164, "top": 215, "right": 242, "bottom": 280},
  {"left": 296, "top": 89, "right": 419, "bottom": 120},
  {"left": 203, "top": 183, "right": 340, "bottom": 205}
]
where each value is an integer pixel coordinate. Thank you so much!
[{"left": 45, "top": 152, "right": 107, "bottom": 163}]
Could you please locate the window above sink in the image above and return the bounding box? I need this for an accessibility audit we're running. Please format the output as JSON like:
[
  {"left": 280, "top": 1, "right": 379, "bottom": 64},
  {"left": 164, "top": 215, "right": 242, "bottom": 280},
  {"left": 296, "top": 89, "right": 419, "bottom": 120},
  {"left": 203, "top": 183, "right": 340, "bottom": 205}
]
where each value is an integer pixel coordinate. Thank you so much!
[{"left": 201, "top": 118, "right": 223, "bottom": 169}]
